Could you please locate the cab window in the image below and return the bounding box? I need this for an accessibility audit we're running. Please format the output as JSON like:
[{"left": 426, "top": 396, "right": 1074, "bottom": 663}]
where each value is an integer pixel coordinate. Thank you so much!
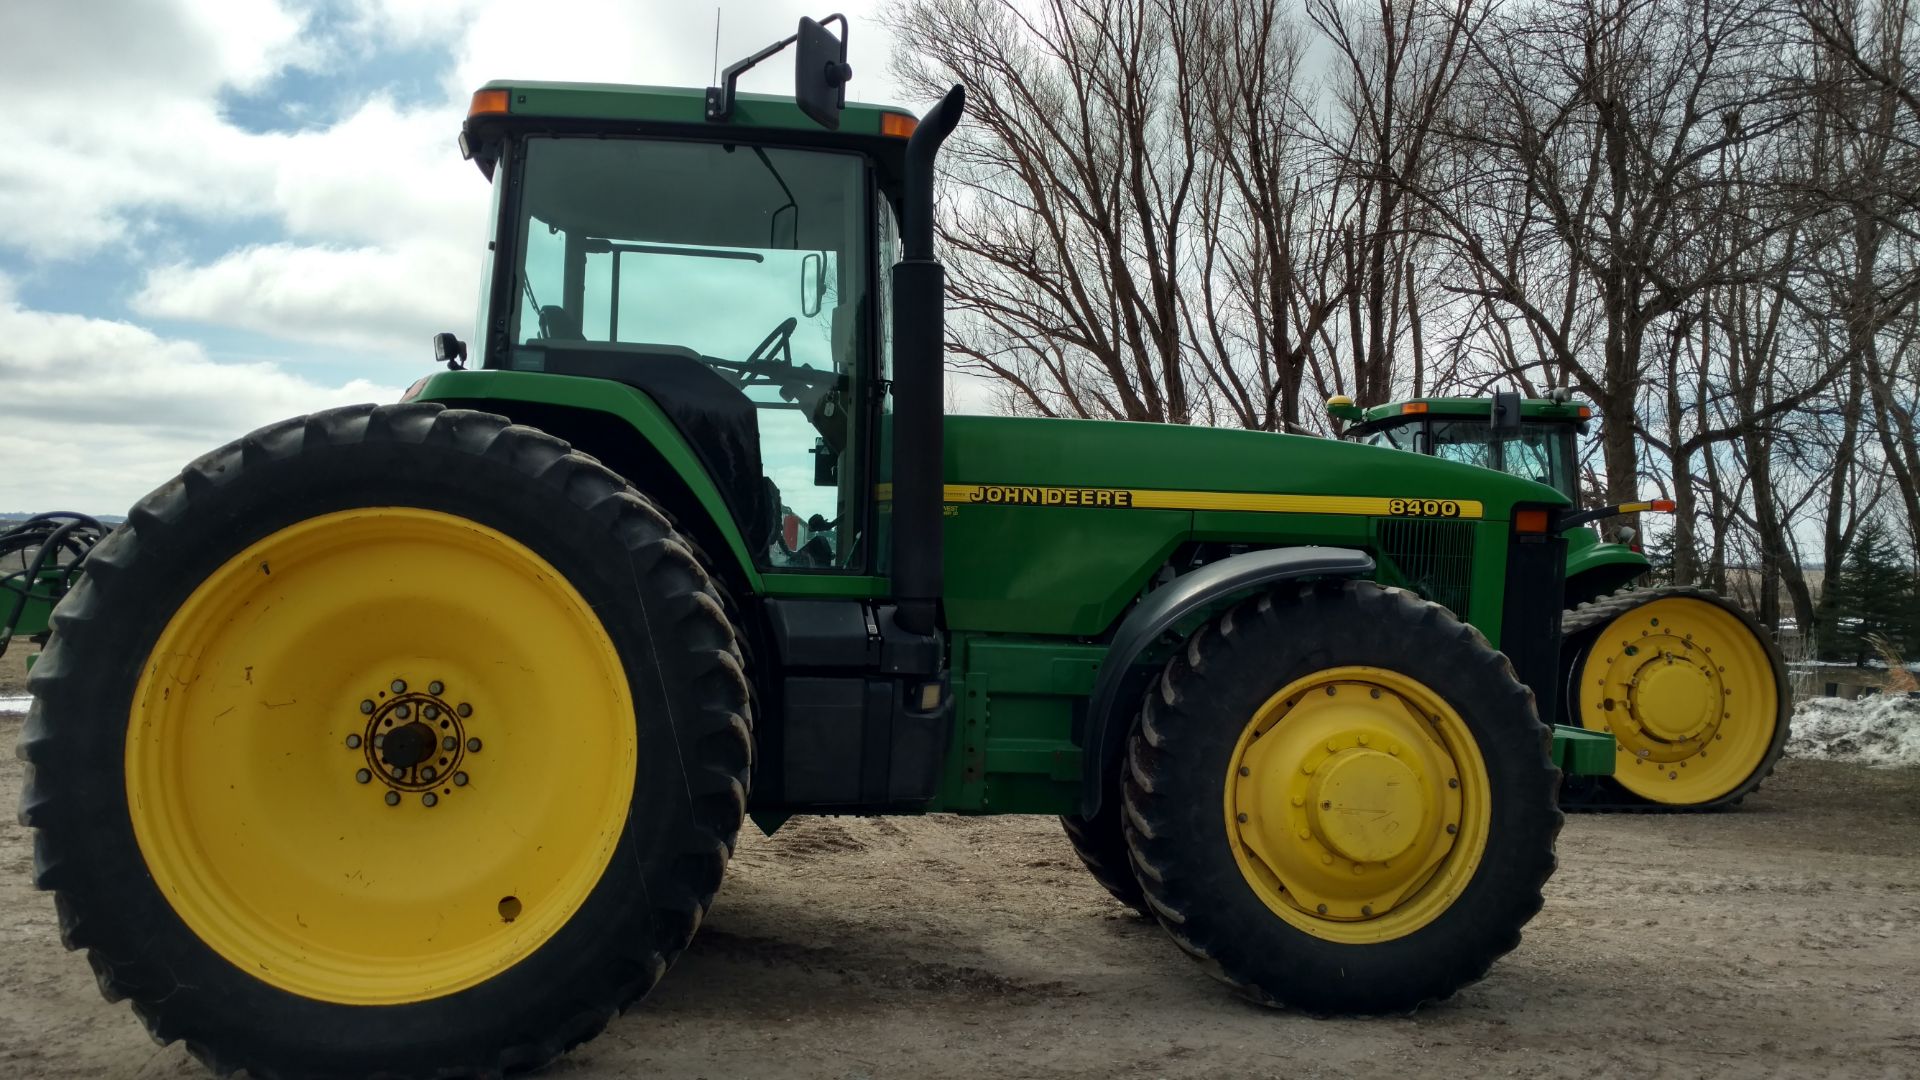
[{"left": 507, "top": 137, "right": 872, "bottom": 571}]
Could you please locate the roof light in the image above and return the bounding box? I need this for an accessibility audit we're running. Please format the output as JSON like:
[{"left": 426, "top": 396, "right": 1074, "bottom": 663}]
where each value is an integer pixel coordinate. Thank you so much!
[
  {"left": 1515, "top": 509, "right": 1550, "bottom": 534},
  {"left": 468, "top": 89, "right": 510, "bottom": 118},
  {"left": 881, "top": 112, "right": 918, "bottom": 138},
  {"left": 1401, "top": 402, "right": 1429, "bottom": 415},
  {"left": 1577, "top": 406, "right": 1592, "bottom": 419}
]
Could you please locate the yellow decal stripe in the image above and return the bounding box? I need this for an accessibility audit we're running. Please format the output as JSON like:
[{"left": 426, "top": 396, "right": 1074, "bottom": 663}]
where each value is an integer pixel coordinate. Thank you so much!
[{"left": 943, "top": 484, "right": 1483, "bottom": 520}]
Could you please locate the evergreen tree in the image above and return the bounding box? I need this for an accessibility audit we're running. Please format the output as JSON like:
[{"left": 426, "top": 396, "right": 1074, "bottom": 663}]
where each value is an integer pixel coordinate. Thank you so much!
[{"left": 1818, "top": 523, "right": 1919, "bottom": 664}]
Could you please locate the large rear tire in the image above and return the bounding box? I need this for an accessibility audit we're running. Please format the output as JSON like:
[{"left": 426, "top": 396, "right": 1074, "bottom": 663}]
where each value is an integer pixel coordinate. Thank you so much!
[
  {"left": 1561, "top": 585, "right": 1789, "bottom": 809},
  {"left": 1123, "top": 580, "right": 1560, "bottom": 1013},
  {"left": 17, "top": 403, "right": 752, "bottom": 1079}
]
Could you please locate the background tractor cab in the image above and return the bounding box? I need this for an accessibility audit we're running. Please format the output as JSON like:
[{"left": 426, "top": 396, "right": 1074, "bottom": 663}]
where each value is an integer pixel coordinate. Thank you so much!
[{"left": 1328, "top": 390, "right": 1665, "bottom": 603}]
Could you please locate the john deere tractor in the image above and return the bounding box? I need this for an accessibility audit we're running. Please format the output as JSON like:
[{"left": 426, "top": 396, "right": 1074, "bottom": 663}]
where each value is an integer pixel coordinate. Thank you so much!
[
  {"left": 1329, "top": 391, "right": 1789, "bottom": 809},
  {"left": 18, "top": 21, "right": 1613, "bottom": 1078}
]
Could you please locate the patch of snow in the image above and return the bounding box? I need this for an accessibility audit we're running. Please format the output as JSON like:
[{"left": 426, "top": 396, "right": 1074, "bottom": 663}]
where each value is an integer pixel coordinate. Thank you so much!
[
  {"left": 1788, "top": 694, "right": 1920, "bottom": 768},
  {"left": 0, "top": 696, "right": 30, "bottom": 715}
]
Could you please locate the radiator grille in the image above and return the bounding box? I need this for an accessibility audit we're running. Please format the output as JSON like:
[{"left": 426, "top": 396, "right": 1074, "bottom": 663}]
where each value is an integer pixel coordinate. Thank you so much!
[{"left": 1373, "top": 518, "right": 1476, "bottom": 618}]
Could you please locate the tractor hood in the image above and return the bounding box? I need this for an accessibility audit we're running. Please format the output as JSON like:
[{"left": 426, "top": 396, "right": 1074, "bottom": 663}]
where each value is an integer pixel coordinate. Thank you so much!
[{"left": 942, "top": 415, "right": 1569, "bottom": 520}]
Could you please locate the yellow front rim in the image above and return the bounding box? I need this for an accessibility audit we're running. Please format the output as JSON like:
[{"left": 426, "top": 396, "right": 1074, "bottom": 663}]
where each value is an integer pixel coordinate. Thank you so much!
[
  {"left": 1224, "top": 666, "right": 1491, "bottom": 944},
  {"left": 1577, "top": 596, "right": 1778, "bottom": 804},
  {"left": 126, "top": 508, "right": 636, "bottom": 1005}
]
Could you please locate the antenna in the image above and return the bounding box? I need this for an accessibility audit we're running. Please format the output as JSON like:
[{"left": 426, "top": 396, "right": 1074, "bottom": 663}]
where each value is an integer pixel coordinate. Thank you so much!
[{"left": 712, "top": 8, "right": 721, "bottom": 86}]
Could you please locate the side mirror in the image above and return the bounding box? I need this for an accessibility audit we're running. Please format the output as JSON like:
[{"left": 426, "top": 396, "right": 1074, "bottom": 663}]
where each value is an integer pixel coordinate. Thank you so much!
[
  {"left": 433, "top": 332, "right": 468, "bottom": 370},
  {"left": 1491, "top": 389, "right": 1523, "bottom": 434},
  {"left": 795, "top": 15, "right": 851, "bottom": 130},
  {"left": 800, "top": 252, "right": 827, "bottom": 317}
]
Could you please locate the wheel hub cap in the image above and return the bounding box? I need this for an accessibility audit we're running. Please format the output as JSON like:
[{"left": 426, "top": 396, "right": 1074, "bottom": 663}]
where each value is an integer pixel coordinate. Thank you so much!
[{"left": 1306, "top": 749, "right": 1425, "bottom": 864}]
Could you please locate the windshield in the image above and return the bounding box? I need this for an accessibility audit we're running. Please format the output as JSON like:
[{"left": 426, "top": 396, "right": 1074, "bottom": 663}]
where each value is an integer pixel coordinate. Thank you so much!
[
  {"left": 1356, "top": 416, "right": 1578, "bottom": 499},
  {"left": 1430, "top": 419, "right": 1577, "bottom": 498},
  {"left": 505, "top": 137, "right": 872, "bottom": 570}
]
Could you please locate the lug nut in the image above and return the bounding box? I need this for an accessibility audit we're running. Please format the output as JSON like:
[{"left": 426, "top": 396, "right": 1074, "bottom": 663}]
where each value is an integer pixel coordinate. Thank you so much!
[
  {"left": 359, "top": 699, "right": 374, "bottom": 714},
  {"left": 395, "top": 704, "right": 411, "bottom": 720},
  {"left": 1361, "top": 905, "right": 1373, "bottom": 916},
  {"left": 1316, "top": 904, "right": 1328, "bottom": 914},
  {"left": 422, "top": 766, "right": 437, "bottom": 782},
  {"left": 453, "top": 772, "right": 469, "bottom": 786},
  {"left": 345, "top": 734, "right": 362, "bottom": 749},
  {"left": 457, "top": 703, "right": 472, "bottom": 718},
  {"left": 391, "top": 679, "right": 407, "bottom": 694},
  {"left": 422, "top": 793, "right": 438, "bottom": 808},
  {"left": 374, "top": 734, "right": 386, "bottom": 748},
  {"left": 443, "top": 736, "right": 457, "bottom": 752},
  {"left": 391, "top": 766, "right": 404, "bottom": 780},
  {"left": 355, "top": 769, "right": 371, "bottom": 784},
  {"left": 467, "top": 737, "right": 482, "bottom": 752},
  {"left": 429, "top": 680, "right": 445, "bottom": 695},
  {"left": 424, "top": 705, "right": 439, "bottom": 720},
  {"left": 385, "top": 791, "right": 400, "bottom": 806}
]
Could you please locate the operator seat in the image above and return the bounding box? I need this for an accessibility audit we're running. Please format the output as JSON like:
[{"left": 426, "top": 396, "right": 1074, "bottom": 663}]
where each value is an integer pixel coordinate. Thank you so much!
[{"left": 519, "top": 338, "right": 777, "bottom": 554}]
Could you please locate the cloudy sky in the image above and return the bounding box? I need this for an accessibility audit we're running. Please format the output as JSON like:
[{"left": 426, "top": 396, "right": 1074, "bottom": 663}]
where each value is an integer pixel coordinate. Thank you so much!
[{"left": 0, "top": 0, "right": 918, "bottom": 514}]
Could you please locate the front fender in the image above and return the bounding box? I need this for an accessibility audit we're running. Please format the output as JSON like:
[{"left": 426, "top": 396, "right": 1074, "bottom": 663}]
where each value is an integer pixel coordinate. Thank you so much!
[{"left": 1079, "top": 546, "right": 1375, "bottom": 817}]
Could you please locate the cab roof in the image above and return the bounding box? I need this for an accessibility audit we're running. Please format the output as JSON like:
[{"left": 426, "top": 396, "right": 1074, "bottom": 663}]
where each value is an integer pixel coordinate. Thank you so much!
[
  {"left": 471, "top": 79, "right": 917, "bottom": 137},
  {"left": 1358, "top": 396, "right": 1592, "bottom": 424}
]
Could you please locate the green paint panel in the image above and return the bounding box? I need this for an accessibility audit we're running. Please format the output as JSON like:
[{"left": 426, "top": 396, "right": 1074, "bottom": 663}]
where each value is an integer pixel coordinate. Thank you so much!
[
  {"left": 1564, "top": 528, "right": 1650, "bottom": 580},
  {"left": 1552, "top": 724, "right": 1616, "bottom": 776},
  {"left": 927, "top": 634, "right": 1104, "bottom": 814}
]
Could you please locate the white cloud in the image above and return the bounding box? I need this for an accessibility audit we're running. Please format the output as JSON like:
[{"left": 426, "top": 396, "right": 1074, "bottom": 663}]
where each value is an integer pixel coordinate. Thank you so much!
[
  {"left": 0, "top": 280, "right": 393, "bottom": 513},
  {"left": 133, "top": 241, "right": 475, "bottom": 357}
]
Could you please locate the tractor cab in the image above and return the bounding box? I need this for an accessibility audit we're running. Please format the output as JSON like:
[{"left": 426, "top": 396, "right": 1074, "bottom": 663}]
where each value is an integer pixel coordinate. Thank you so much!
[
  {"left": 1327, "top": 391, "right": 1588, "bottom": 502},
  {"left": 456, "top": 64, "right": 922, "bottom": 576}
]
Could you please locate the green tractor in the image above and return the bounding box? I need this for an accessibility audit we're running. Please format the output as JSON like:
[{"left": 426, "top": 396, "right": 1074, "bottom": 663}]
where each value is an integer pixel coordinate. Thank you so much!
[
  {"left": 18, "top": 21, "right": 1612, "bottom": 1079},
  {"left": 1328, "top": 391, "right": 1790, "bottom": 809}
]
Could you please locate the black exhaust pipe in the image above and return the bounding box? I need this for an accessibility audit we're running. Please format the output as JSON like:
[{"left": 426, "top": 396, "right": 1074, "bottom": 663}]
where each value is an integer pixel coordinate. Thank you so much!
[{"left": 890, "top": 85, "right": 964, "bottom": 635}]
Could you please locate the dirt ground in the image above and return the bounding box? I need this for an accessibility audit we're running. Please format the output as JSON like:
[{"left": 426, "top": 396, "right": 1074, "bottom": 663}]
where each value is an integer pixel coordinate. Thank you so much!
[{"left": 2, "top": 696, "right": 1917, "bottom": 1078}]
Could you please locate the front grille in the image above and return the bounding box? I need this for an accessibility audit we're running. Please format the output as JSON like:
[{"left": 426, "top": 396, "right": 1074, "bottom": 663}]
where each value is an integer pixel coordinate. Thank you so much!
[{"left": 1373, "top": 518, "right": 1476, "bottom": 618}]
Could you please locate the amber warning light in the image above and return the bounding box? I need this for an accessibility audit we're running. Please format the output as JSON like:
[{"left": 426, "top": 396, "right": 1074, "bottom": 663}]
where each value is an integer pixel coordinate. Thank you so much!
[{"left": 468, "top": 89, "right": 510, "bottom": 117}]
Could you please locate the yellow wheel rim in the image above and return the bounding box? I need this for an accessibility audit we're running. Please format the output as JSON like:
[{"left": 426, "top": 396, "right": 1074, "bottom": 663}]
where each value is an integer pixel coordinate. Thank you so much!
[
  {"left": 126, "top": 508, "right": 636, "bottom": 1005},
  {"left": 1223, "top": 666, "right": 1490, "bottom": 944},
  {"left": 1576, "top": 596, "right": 1777, "bottom": 804}
]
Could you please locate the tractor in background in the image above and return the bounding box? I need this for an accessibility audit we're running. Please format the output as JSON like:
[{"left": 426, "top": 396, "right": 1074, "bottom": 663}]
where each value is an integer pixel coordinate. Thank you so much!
[
  {"left": 1329, "top": 391, "right": 1789, "bottom": 809},
  {"left": 18, "top": 19, "right": 1613, "bottom": 1079},
  {"left": 1, "top": 513, "right": 107, "bottom": 665}
]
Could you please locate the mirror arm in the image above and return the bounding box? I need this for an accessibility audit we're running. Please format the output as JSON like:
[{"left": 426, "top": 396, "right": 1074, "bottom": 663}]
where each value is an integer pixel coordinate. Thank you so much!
[{"left": 705, "top": 32, "right": 800, "bottom": 122}]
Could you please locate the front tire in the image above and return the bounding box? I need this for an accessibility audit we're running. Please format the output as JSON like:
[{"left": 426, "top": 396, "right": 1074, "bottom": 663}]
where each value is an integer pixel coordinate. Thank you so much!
[
  {"left": 18, "top": 403, "right": 752, "bottom": 1078},
  {"left": 1123, "top": 579, "right": 1560, "bottom": 1013}
]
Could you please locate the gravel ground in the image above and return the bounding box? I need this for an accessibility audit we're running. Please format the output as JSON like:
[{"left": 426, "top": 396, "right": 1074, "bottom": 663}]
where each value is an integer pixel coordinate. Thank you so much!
[{"left": 2, "top": 666, "right": 1917, "bottom": 1078}]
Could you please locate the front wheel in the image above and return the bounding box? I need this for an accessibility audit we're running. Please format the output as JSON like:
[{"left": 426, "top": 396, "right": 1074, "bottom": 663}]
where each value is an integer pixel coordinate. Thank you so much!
[
  {"left": 19, "top": 404, "right": 752, "bottom": 1079},
  {"left": 1122, "top": 579, "right": 1561, "bottom": 1013}
]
